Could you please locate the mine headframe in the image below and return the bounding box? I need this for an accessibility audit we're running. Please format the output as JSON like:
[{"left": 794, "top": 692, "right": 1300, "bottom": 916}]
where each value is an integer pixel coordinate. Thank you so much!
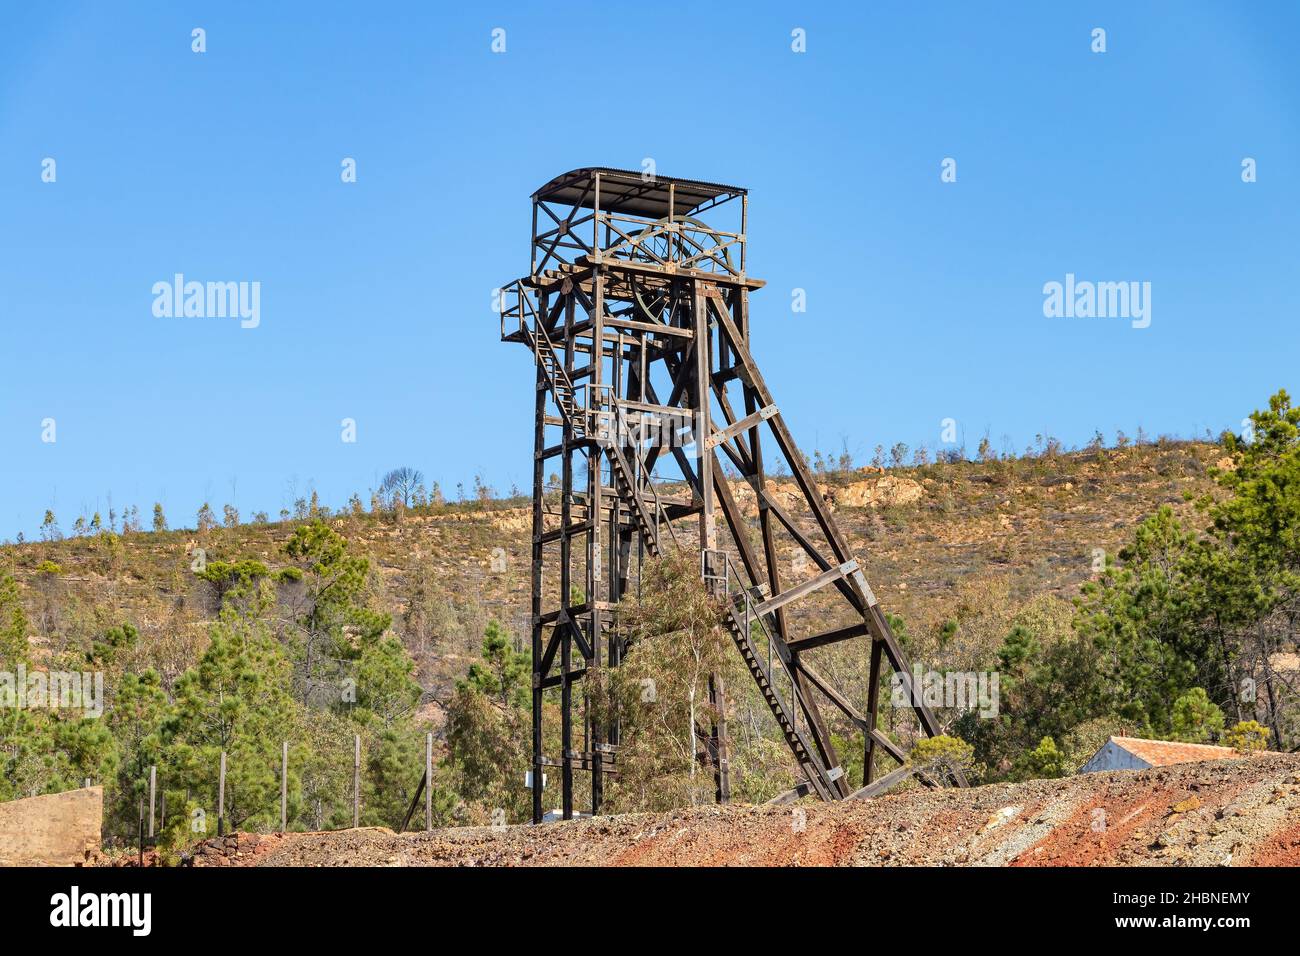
[{"left": 497, "top": 168, "right": 964, "bottom": 823}]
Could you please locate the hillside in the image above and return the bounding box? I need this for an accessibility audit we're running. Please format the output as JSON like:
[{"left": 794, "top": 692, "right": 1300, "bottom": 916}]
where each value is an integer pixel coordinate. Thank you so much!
[
  {"left": 11, "top": 435, "right": 1283, "bottom": 837},
  {"left": 3, "top": 440, "right": 1226, "bottom": 719}
]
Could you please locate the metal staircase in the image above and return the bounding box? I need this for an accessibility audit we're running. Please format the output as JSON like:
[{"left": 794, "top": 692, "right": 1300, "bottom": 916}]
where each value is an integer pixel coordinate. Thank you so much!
[
  {"left": 587, "top": 385, "right": 678, "bottom": 557},
  {"left": 527, "top": 321, "right": 586, "bottom": 439},
  {"left": 703, "top": 550, "right": 842, "bottom": 800},
  {"left": 523, "top": 322, "right": 677, "bottom": 558}
]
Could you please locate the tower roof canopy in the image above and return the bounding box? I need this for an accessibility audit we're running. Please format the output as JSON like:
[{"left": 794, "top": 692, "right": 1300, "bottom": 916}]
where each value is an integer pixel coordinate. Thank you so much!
[{"left": 533, "top": 167, "right": 745, "bottom": 219}]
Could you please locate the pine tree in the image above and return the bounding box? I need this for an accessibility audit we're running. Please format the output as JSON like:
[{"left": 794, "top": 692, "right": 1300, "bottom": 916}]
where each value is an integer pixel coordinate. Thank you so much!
[
  {"left": 461, "top": 620, "right": 529, "bottom": 710},
  {"left": 163, "top": 617, "right": 297, "bottom": 831},
  {"left": 0, "top": 569, "right": 29, "bottom": 667},
  {"left": 106, "top": 669, "right": 167, "bottom": 837},
  {"left": 283, "top": 520, "right": 391, "bottom": 682},
  {"left": 1012, "top": 736, "right": 1067, "bottom": 780},
  {"left": 353, "top": 635, "right": 422, "bottom": 727},
  {"left": 1170, "top": 688, "right": 1225, "bottom": 743}
]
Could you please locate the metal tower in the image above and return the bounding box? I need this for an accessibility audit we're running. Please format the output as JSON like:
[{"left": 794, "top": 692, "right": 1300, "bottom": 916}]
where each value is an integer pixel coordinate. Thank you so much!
[{"left": 497, "top": 168, "right": 960, "bottom": 823}]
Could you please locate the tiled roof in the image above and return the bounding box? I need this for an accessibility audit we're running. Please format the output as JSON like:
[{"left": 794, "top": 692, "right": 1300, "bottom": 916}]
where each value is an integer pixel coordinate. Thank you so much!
[{"left": 1111, "top": 736, "right": 1241, "bottom": 767}]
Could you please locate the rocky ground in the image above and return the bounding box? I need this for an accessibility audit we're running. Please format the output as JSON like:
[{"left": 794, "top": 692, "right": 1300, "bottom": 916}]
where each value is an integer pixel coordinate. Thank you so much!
[{"left": 160, "top": 753, "right": 1300, "bottom": 867}]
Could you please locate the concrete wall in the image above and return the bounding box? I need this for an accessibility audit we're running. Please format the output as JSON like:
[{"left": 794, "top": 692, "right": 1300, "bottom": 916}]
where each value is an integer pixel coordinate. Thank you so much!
[{"left": 0, "top": 787, "right": 102, "bottom": 866}]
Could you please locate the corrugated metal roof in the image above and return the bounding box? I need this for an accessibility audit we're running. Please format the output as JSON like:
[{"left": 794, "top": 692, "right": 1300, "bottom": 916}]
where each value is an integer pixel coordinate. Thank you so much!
[
  {"left": 1111, "top": 736, "right": 1241, "bottom": 767},
  {"left": 532, "top": 167, "right": 745, "bottom": 218}
]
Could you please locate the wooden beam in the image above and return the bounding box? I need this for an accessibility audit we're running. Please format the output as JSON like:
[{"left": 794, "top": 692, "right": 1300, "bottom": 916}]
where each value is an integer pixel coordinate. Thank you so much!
[
  {"left": 576, "top": 254, "right": 766, "bottom": 290},
  {"left": 766, "top": 781, "right": 814, "bottom": 805},
  {"left": 848, "top": 764, "right": 916, "bottom": 801},
  {"left": 704, "top": 403, "right": 777, "bottom": 450},
  {"left": 794, "top": 658, "right": 870, "bottom": 731},
  {"left": 787, "top": 620, "right": 869, "bottom": 652},
  {"left": 753, "top": 560, "right": 857, "bottom": 618}
]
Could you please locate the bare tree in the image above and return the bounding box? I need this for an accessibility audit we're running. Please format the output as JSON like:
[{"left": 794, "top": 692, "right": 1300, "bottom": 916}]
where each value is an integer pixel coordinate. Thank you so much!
[{"left": 380, "top": 467, "right": 424, "bottom": 508}]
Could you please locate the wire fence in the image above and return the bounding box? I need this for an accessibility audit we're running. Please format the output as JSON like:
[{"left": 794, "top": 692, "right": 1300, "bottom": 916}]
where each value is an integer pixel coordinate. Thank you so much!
[{"left": 126, "top": 731, "right": 437, "bottom": 862}]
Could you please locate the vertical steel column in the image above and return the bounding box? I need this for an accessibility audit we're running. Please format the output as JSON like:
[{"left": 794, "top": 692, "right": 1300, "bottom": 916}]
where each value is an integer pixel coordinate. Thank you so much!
[
  {"left": 589, "top": 263, "right": 606, "bottom": 815},
  {"left": 529, "top": 288, "right": 548, "bottom": 825},
  {"left": 560, "top": 290, "right": 576, "bottom": 820},
  {"left": 693, "top": 282, "right": 716, "bottom": 554}
]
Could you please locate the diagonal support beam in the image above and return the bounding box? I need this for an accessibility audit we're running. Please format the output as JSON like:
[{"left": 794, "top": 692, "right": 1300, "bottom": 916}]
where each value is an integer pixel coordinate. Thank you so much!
[
  {"left": 704, "top": 403, "right": 777, "bottom": 451},
  {"left": 753, "top": 560, "right": 858, "bottom": 618}
]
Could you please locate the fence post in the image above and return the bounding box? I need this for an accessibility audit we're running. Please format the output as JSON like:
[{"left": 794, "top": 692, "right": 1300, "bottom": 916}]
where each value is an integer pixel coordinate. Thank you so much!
[
  {"left": 218, "top": 750, "right": 227, "bottom": 837},
  {"left": 353, "top": 734, "right": 361, "bottom": 828},
  {"left": 148, "top": 765, "right": 156, "bottom": 838},
  {"left": 281, "top": 740, "right": 288, "bottom": 832},
  {"left": 425, "top": 732, "right": 433, "bottom": 832}
]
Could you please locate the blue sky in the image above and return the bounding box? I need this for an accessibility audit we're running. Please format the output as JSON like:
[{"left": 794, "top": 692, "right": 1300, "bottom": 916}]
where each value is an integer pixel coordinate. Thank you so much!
[{"left": 2, "top": 1, "right": 1297, "bottom": 539}]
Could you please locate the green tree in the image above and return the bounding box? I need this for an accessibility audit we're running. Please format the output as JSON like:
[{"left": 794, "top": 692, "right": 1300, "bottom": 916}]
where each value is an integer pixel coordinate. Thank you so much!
[
  {"left": 443, "top": 681, "right": 528, "bottom": 821},
  {"left": 461, "top": 620, "right": 528, "bottom": 710},
  {"left": 362, "top": 724, "right": 441, "bottom": 828},
  {"left": 195, "top": 559, "right": 278, "bottom": 614},
  {"left": 163, "top": 616, "right": 297, "bottom": 831},
  {"left": 1011, "top": 736, "right": 1067, "bottom": 780},
  {"left": 1073, "top": 506, "right": 1204, "bottom": 734},
  {"left": 282, "top": 520, "right": 390, "bottom": 682},
  {"left": 444, "top": 620, "right": 533, "bottom": 822},
  {"left": 0, "top": 569, "right": 28, "bottom": 667},
  {"left": 0, "top": 708, "right": 117, "bottom": 804},
  {"left": 88, "top": 622, "right": 140, "bottom": 666},
  {"left": 1194, "top": 390, "right": 1300, "bottom": 744},
  {"left": 51, "top": 717, "right": 117, "bottom": 797},
  {"left": 957, "top": 620, "right": 1105, "bottom": 780},
  {"left": 1169, "top": 687, "right": 1225, "bottom": 743},
  {"left": 1222, "top": 719, "right": 1270, "bottom": 752},
  {"left": 598, "top": 552, "right": 740, "bottom": 811},
  {"left": 353, "top": 635, "right": 422, "bottom": 727},
  {"left": 105, "top": 669, "right": 168, "bottom": 838},
  {"left": 1214, "top": 390, "right": 1300, "bottom": 579},
  {"left": 912, "top": 734, "right": 982, "bottom": 781}
]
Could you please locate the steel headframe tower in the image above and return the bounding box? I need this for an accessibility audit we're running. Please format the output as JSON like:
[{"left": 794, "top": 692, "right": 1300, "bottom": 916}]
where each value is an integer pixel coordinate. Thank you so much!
[{"left": 498, "top": 168, "right": 961, "bottom": 823}]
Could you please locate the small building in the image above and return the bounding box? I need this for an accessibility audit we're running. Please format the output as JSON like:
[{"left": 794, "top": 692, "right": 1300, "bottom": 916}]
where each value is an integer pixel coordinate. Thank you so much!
[{"left": 1077, "top": 735, "right": 1241, "bottom": 774}]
